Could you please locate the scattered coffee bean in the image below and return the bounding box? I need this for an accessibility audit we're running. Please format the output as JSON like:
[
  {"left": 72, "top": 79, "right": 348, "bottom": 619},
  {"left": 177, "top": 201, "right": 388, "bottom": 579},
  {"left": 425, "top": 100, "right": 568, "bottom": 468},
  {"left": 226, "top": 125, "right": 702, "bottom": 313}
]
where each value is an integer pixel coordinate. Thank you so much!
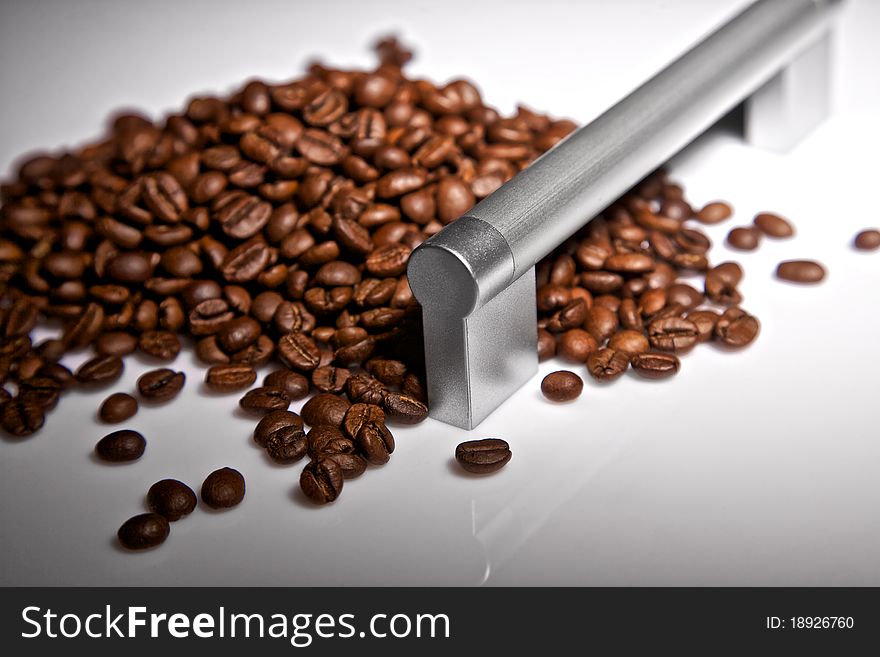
[
  {"left": 586, "top": 347, "right": 630, "bottom": 381},
  {"left": 455, "top": 438, "right": 512, "bottom": 474},
  {"left": 854, "top": 229, "right": 880, "bottom": 251},
  {"left": 775, "top": 260, "right": 826, "bottom": 284},
  {"left": 541, "top": 370, "right": 583, "bottom": 402},
  {"left": 117, "top": 513, "right": 170, "bottom": 550},
  {"left": 99, "top": 392, "right": 138, "bottom": 423},
  {"left": 300, "top": 457, "right": 344, "bottom": 504},
  {"left": 75, "top": 355, "right": 123, "bottom": 386},
  {"left": 726, "top": 226, "right": 760, "bottom": 251},
  {"left": 753, "top": 212, "right": 794, "bottom": 238},
  {"left": 696, "top": 201, "right": 733, "bottom": 224},
  {"left": 239, "top": 386, "right": 290, "bottom": 415},
  {"left": 95, "top": 429, "right": 146, "bottom": 462},
  {"left": 301, "top": 393, "right": 350, "bottom": 427},
  {"left": 254, "top": 409, "right": 304, "bottom": 447},
  {"left": 147, "top": 479, "right": 197, "bottom": 521},
  {"left": 0, "top": 399, "right": 45, "bottom": 437},
  {"left": 714, "top": 307, "right": 760, "bottom": 347},
  {"left": 201, "top": 467, "right": 246, "bottom": 508},
  {"left": 264, "top": 369, "right": 311, "bottom": 400},
  {"left": 137, "top": 368, "right": 185, "bottom": 402},
  {"left": 205, "top": 364, "right": 257, "bottom": 392},
  {"left": 631, "top": 352, "right": 680, "bottom": 379},
  {"left": 382, "top": 391, "right": 428, "bottom": 424}
]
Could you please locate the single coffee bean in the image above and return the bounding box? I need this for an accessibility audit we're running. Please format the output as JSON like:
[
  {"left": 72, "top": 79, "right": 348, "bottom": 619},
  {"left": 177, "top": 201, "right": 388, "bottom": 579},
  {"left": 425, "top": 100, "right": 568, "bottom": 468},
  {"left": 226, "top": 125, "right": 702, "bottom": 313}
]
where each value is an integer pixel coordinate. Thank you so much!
[
  {"left": 312, "top": 365, "right": 352, "bottom": 394},
  {"left": 300, "top": 457, "right": 344, "bottom": 504},
  {"left": 631, "top": 352, "right": 681, "bottom": 379},
  {"left": 714, "top": 307, "right": 760, "bottom": 347},
  {"left": 239, "top": 386, "right": 290, "bottom": 415},
  {"left": 17, "top": 376, "right": 62, "bottom": 410},
  {"left": 540, "top": 370, "right": 583, "bottom": 402},
  {"left": 99, "top": 392, "right": 138, "bottom": 423},
  {"left": 301, "top": 392, "right": 351, "bottom": 427},
  {"left": 775, "top": 260, "right": 826, "bottom": 284},
  {"left": 696, "top": 201, "right": 732, "bottom": 224},
  {"left": 95, "top": 429, "right": 146, "bottom": 462},
  {"left": 264, "top": 368, "right": 310, "bottom": 400},
  {"left": 0, "top": 399, "right": 45, "bottom": 437},
  {"left": 665, "top": 283, "right": 704, "bottom": 310},
  {"left": 342, "top": 403, "right": 394, "bottom": 465},
  {"left": 726, "top": 226, "right": 760, "bottom": 251},
  {"left": 686, "top": 310, "right": 721, "bottom": 343},
  {"left": 200, "top": 467, "right": 246, "bottom": 509},
  {"left": 137, "top": 368, "right": 185, "bottom": 402},
  {"left": 307, "top": 424, "right": 356, "bottom": 460},
  {"left": 75, "top": 355, "right": 124, "bottom": 386},
  {"left": 205, "top": 363, "right": 257, "bottom": 392},
  {"left": 254, "top": 409, "right": 304, "bottom": 447},
  {"left": 586, "top": 348, "right": 630, "bottom": 382},
  {"left": 647, "top": 317, "right": 699, "bottom": 352},
  {"left": 325, "top": 452, "right": 368, "bottom": 479},
  {"left": 753, "top": 212, "right": 794, "bottom": 238},
  {"left": 557, "top": 328, "right": 598, "bottom": 363},
  {"left": 138, "top": 330, "right": 181, "bottom": 361},
  {"left": 584, "top": 305, "right": 619, "bottom": 343},
  {"left": 382, "top": 391, "right": 428, "bottom": 424},
  {"left": 147, "top": 479, "right": 197, "bottom": 521},
  {"left": 117, "top": 513, "right": 170, "bottom": 550},
  {"left": 278, "top": 331, "right": 321, "bottom": 372},
  {"left": 537, "top": 328, "right": 556, "bottom": 361},
  {"left": 95, "top": 331, "right": 138, "bottom": 356},
  {"left": 455, "top": 438, "right": 512, "bottom": 474},
  {"left": 854, "top": 229, "right": 880, "bottom": 250},
  {"left": 607, "top": 329, "right": 649, "bottom": 355}
]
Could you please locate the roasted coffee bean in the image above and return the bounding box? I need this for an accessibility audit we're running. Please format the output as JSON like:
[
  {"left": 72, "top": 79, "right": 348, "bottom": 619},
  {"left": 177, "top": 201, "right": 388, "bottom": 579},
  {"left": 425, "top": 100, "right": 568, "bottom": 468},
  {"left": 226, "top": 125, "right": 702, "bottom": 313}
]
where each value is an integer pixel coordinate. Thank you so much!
[
  {"left": 455, "top": 438, "right": 511, "bottom": 474},
  {"left": 705, "top": 262, "right": 743, "bottom": 305},
  {"left": 603, "top": 253, "right": 654, "bottom": 274},
  {"left": 545, "top": 298, "right": 588, "bottom": 332},
  {"left": 239, "top": 386, "right": 290, "bottom": 415},
  {"left": 95, "top": 429, "right": 146, "bottom": 462},
  {"left": 537, "top": 328, "right": 556, "bottom": 361},
  {"left": 201, "top": 467, "right": 246, "bottom": 509},
  {"left": 665, "top": 283, "right": 704, "bottom": 310},
  {"left": 382, "top": 391, "right": 428, "bottom": 424},
  {"left": 753, "top": 212, "right": 794, "bottom": 238},
  {"left": 0, "top": 399, "right": 45, "bottom": 437},
  {"left": 365, "top": 358, "right": 406, "bottom": 387},
  {"left": 99, "top": 392, "right": 138, "bottom": 423},
  {"left": 62, "top": 302, "right": 104, "bottom": 349},
  {"left": 726, "top": 226, "right": 760, "bottom": 251},
  {"left": 631, "top": 352, "right": 680, "bottom": 379},
  {"left": 686, "top": 310, "right": 721, "bottom": 343},
  {"left": 142, "top": 172, "right": 188, "bottom": 222},
  {"left": 775, "top": 260, "right": 826, "bottom": 284},
  {"left": 696, "top": 201, "right": 732, "bottom": 224},
  {"left": 137, "top": 368, "right": 185, "bottom": 402},
  {"left": 205, "top": 364, "right": 257, "bottom": 392},
  {"left": 345, "top": 374, "right": 387, "bottom": 406},
  {"left": 301, "top": 393, "right": 350, "bottom": 427},
  {"left": 607, "top": 329, "right": 649, "bottom": 355},
  {"left": 312, "top": 365, "right": 351, "bottom": 394},
  {"left": 254, "top": 409, "right": 304, "bottom": 447},
  {"left": 365, "top": 244, "right": 410, "bottom": 277},
  {"left": 714, "top": 307, "right": 760, "bottom": 347},
  {"left": 278, "top": 331, "right": 321, "bottom": 372},
  {"left": 265, "top": 424, "right": 308, "bottom": 463},
  {"left": 17, "top": 376, "right": 62, "bottom": 410},
  {"left": 264, "top": 368, "right": 310, "bottom": 400},
  {"left": 137, "top": 330, "right": 181, "bottom": 361},
  {"left": 541, "top": 370, "right": 583, "bottom": 402},
  {"left": 307, "top": 424, "right": 356, "bottom": 460},
  {"left": 586, "top": 348, "right": 630, "bottom": 382},
  {"left": 854, "top": 229, "right": 880, "bottom": 250},
  {"left": 75, "top": 355, "right": 123, "bottom": 386},
  {"left": 300, "top": 457, "right": 344, "bottom": 504},
  {"left": 342, "top": 403, "right": 394, "bottom": 465},
  {"left": 217, "top": 316, "right": 261, "bottom": 352},
  {"left": 147, "top": 479, "right": 197, "bottom": 521},
  {"left": 117, "top": 513, "right": 170, "bottom": 550},
  {"left": 95, "top": 331, "right": 138, "bottom": 357},
  {"left": 647, "top": 317, "right": 699, "bottom": 352},
  {"left": 557, "top": 328, "right": 598, "bottom": 363},
  {"left": 584, "top": 305, "right": 619, "bottom": 343},
  {"left": 324, "top": 452, "right": 368, "bottom": 479}
]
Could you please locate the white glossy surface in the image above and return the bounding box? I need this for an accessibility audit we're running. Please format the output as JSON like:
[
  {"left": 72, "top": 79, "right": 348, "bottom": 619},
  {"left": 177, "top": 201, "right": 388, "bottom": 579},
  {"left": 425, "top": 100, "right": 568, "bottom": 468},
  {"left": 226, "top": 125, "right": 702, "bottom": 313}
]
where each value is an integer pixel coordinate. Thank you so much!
[{"left": 1, "top": 0, "right": 879, "bottom": 586}]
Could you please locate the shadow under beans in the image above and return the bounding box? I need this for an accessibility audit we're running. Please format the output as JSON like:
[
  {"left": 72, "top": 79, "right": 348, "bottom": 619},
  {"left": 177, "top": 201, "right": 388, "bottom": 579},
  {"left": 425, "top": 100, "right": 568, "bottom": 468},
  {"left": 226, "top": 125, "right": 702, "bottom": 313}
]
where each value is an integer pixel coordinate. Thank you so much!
[
  {"left": 88, "top": 451, "right": 145, "bottom": 466},
  {"left": 445, "top": 457, "right": 507, "bottom": 480},
  {"left": 288, "top": 484, "right": 332, "bottom": 510}
]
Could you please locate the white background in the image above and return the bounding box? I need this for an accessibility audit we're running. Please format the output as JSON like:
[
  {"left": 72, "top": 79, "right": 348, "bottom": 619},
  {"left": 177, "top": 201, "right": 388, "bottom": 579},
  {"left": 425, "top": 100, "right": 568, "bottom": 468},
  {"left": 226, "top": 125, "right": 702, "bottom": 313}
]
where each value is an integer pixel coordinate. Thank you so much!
[{"left": 1, "top": 0, "right": 879, "bottom": 585}]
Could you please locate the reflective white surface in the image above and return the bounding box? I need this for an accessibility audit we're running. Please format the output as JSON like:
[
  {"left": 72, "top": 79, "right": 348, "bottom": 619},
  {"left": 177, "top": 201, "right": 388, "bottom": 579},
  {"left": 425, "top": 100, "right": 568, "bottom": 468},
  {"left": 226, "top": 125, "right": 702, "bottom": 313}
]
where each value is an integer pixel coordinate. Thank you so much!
[{"left": 1, "top": 0, "right": 879, "bottom": 586}]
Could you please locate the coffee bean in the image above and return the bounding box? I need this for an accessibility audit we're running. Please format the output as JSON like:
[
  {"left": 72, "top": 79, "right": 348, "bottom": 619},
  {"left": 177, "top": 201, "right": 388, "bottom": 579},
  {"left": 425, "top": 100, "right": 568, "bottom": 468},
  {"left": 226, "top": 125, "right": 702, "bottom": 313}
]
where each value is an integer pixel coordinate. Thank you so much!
[
  {"left": 217, "top": 316, "right": 261, "bottom": 352},
  {"left": 854, "top": 229, "right": 880, "bottom": 251},
  {"left": 312, "top": 365, "right": 351, "bottom": 394},
  {"left": 137, "top": 368, "right": 185, "bottom": 402},
  {"left": 300, "top": 457, "right": 344, "bottom": 504},
  {"left": 205, "top": 364, "right": 257, "bottom": 392},
  {"left": 17, "top": 376, "right": 63, "bottom": 410},
  {"left": 99, "top": 392, "right": 138, "bottom": 423},
  {"left": 696, "top": 201, "right": 732, "bottom": 224},
  {"left": 138, "top": 330, "right": 181, "bottom": 361},
  {"left": 726, "top": 226, "right": 760, "bottom": 251},
  {"left": 382, "top": 391, "right": 428, "bottom": 424},
  {"left": 537, "top": 328, "right": 556, "bottom": 361},
  {"left": 254, "top": 409, "right": 304, "bottom": 447},
  {"left": 455, "top": 438, "right": 511, "bottom": 474},
  {"left": 753, "top": 212, "right": 794, "bottom": 238},
  {"left": 665, "top": 283, "right": 704, "bottom": 310},
  {"left": 0, "top": 399, "right": 45, "bottom": 437},
  {"left": 586, "top": 348, "right": 630, "bottom": 382},
  {"left": 686, "top": 310, "right": 721, "bottom": 343},
  {"left": 95, "top": 429, "right": 146, "bottom": 462},
  {"left": 278, "top": 331, "right": 321, "bottom": 372},
  {"left": 557, "top": 328, "right": 598, "bottom": 363},
  {"left": 239, "top": 386, "right": 290, "bottom": 415},
  {"left": 647, "top": 317, "right": 699, "bottom": 352},
  {"left": 584, "top": 305, "right": 619, "bottom": 343},
  {"left": 541, "top": 370, "right": 583, "bottom": 402},
  {"left": 117, "top": 513, "right": 170, "bottom": 550},
  {"left": 301, "top": 392, "right": 350, "bottom": 427},
  {"left": 75, "top": 355, "right": 124, "bottom": 386},
  {"left": 603, "top": 253, "right": 654, "bottom": 274},
  {"left": 775, "top": 260, "right": 826, "bottom": 284},
  {"left": 201, "top": 467, "right": 246, "bottom": 508},
  {"left": 631, "top": 352, "right": 680, "bottom": 379},
  {"left": 307, "top": 424, "right": 356, "bottom": 460},
  {"left": 342, "top": 403, "right": 394, "bottom": 465},
  {"left": 147, "top": 479, "right": 197, "bottom": 521},
  {"left": 264, "top": 368, "right": 310, "bottom": 400},
  {"left": 324, "top": 452, "right": 368, "bottom": 479},
  {"left": 95, "top": 331, "right": 138, "bottom": 356},
  {"left": 714, "top": 307, "right": 760, "bottom": 347},
  {"left": 607, "top": 329, "right": 649, "bottom": 355}
]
